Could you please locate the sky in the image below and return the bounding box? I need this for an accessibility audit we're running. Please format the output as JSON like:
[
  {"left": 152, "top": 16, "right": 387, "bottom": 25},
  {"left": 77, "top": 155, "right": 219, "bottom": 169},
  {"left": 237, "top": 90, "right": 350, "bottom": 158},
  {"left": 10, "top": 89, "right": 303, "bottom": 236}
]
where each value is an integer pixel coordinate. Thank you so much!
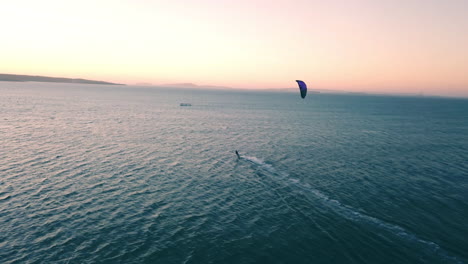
[{"left": 1, "top": 0, "right": 467, "bottom": 96}]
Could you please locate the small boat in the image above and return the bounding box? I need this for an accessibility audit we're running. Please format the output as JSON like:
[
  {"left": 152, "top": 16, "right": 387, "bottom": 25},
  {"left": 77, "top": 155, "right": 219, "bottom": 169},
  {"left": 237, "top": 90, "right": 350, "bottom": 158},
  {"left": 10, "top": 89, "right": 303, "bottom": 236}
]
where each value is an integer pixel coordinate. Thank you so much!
[{"left": 180, "top": 103, "right": 192, "bottom": 106}]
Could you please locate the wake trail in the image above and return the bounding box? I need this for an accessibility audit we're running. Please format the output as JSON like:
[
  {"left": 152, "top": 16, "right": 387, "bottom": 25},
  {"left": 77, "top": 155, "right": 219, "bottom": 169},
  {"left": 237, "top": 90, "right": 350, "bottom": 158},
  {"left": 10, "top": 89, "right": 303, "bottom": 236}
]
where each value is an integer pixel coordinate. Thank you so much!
[
  {"left": 242, "top": 155, "right": 463, "bottom": 264},
  {"left": 241, "top": 156, "right": 337, "bottom": 241}
]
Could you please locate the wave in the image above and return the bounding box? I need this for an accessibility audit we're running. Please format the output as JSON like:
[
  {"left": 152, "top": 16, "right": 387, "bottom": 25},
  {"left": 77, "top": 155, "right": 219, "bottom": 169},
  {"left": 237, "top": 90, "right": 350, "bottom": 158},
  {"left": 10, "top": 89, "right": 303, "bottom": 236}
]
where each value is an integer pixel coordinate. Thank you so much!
[
  {"left": 243, "top": 156, "right": 288, "bottom": 177},
  {"left": 242, "top": 155, "right": 463, "bottom": 264}
]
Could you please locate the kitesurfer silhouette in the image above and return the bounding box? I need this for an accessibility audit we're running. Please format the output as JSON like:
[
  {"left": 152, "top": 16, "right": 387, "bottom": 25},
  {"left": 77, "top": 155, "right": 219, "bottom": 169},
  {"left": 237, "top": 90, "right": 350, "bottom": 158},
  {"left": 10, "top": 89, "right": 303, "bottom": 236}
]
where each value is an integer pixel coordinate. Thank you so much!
[{"left": 235, "top": 150, "right": 240, "bottom": 159}]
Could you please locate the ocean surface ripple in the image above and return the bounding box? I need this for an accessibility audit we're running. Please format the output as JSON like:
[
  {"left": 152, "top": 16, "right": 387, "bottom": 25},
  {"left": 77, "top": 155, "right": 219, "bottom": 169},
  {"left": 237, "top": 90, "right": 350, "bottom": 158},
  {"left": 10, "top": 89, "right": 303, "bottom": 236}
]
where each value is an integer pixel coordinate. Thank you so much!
[{"left": 1, "top": 82, "right": 467, "bottom": 263}]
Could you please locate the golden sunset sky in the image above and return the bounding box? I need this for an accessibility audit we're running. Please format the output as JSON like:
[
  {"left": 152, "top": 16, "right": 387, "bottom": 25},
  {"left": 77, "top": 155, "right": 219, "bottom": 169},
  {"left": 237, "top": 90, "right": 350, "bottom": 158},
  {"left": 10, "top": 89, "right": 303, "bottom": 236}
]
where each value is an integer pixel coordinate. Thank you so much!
[{"left": 1, "top": 0, "right": 467, "bottom": 96}]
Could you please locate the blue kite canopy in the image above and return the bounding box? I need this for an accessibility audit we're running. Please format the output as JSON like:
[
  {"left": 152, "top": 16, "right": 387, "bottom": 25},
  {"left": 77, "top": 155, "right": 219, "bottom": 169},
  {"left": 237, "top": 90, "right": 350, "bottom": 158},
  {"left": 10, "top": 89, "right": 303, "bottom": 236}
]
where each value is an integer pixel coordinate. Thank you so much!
[{"left": 296, "top": 80, "right": 307, "bottom": 99}]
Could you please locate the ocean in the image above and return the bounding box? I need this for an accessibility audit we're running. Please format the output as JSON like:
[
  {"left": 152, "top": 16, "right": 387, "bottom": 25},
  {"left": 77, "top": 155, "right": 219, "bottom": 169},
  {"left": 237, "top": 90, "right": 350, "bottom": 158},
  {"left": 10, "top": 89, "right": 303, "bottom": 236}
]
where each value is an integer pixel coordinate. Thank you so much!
[{"left": 1, "top": 82, "right": 467, "bottom": 263}]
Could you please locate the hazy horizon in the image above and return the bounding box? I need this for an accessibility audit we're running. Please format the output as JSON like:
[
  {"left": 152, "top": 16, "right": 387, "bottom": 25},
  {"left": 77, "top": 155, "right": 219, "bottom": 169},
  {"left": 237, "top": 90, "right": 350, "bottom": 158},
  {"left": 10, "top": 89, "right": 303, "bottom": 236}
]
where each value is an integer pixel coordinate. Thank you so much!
[
  {"left": 2, "top": 76, "right": 467, "bottom": 100},
  {"left": 1, "top": 0, "right": 467, "bottom": 97}
]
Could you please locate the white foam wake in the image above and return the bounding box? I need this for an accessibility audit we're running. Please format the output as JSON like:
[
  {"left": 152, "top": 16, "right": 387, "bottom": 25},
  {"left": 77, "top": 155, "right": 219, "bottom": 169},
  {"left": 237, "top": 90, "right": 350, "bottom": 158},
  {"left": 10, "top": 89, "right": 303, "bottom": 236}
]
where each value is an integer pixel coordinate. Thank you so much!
[
  {"left": 243, "top": 156, "right": 288, "bottom": 177},
  {"left": 242, "top": 155, "right": 463, "bottom": 264}
]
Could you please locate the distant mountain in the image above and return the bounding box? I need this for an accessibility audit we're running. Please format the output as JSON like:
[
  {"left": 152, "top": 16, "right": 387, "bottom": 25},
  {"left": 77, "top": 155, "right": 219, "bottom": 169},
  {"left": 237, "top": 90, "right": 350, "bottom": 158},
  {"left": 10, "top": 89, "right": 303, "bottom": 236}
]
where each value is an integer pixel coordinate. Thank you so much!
[
  {"left": 163, "top": 83, "right": 199, "bottom": 88},
  {"left": 269, "top": 87, "right": 347, "bottom": 94},
  {"left": 162, "top": 82, "right": 232, "bottom": 90},
  {"left": 0, "top": 73, "right": 122, "bottom": 85},
  {"left": 135, "top": 82, "right": 153, "bottom": 86}
]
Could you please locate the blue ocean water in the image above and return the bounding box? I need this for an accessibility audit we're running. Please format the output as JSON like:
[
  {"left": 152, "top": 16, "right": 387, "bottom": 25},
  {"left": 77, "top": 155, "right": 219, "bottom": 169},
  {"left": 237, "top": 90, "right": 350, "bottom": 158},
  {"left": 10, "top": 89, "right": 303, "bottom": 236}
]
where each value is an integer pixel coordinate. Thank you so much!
[{"left": 1, "top": 82, "right": 467, "bottom": 264}]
